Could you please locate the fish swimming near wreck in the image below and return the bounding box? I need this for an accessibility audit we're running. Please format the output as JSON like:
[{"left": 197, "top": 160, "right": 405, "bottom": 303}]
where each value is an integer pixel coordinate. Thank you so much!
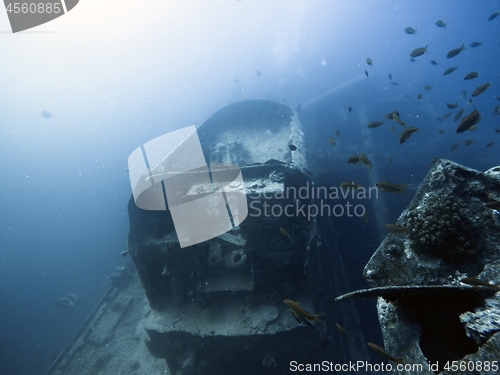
[
  {"left": 461, "top": 277, "right": 500, "bottom": 291},
  {"left": 347, "top": 154, "right": 360, "bottom": 164},
  {"left": 400, "top": 127, "right": 419, "bottom": 144},
  {"left": 404, "top": 27, "right": 417, "bottom": 35},
  {"left": 283, "top": 300, "right": 326, "bottom": 326},
  {"left": 447, "top": 43, "right": 466, "bottom": 58},
  {"left": 443, "top": 66, "right": 458, "bottom": 75},
  {"left": 464, "top": 72, "right": 478, "bottom": 81},
  {"left": 376, "top": 181, "right": 409, "bottom": 194},
  {"left": 456, "top": 107, "right": 481, "bottom": 133},
  {"left": 385, "top": 224, "right": 412, "bottom": 234},
  {"left": 485, "top": 200, "right": 500, "bottom": 210},
  {"left": 435, "top": 20, "right": 447, "bottom": 29},
  {"left": 41, "top": 110, "right": 53, "bottom": 118},
  {"left": 358, "top": 152, "right": 372, "bottom": 171},
  {"left": 336, "top": 323, "right": 354, "bottom": 341},
  {"left": 410, "top": 45, "right": 428, "bottom": 57},
  {"left": 368, "top": 342, "right": 405, "bottom": 364},
  {"left": 340, "top": 182, "right": 362, "bottom": 190},
  {"left": 280, "top": 228, "right": 292, "bottom": 242},
  {"left": 471, "top": 82, "right": 490, "bottom": 97}
]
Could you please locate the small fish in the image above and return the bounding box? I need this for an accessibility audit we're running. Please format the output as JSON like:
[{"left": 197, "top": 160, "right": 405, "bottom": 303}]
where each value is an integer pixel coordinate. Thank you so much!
[
  {"left": 336, "top": 323, "right": 354, "bottom": 341},
  {"left": 403, "top": 94, "right": 413, "bottom": 100},
  {"left": 456, "top": 107, "right": 481, "bottom": 133},
  {"left": 464, "top": 72, "right": 478, "bottom": 80},
  {"left": 447, "top": 102, "right": 458, "bottom": 109},
  {"left": 340, "top": 182, "right": 362, "bottom": 190},
  {"left": 376, "top": 181, "right": 409, "bottom": 194},
  {"left": 392, "top": 113, "right": 406, "bottom": 127},
  {"left": 471, "top": 82, "right": 491, "bottom": 97},
  {"left": 400, "top": 127, "right": 419, "bottom": 144},
  {"left": 234, "top": 78, "right": 239, "bottom": 83},
  {"left": 464, "top": 139, "right": 474, "bottom": 146},
  {"left": 460, "top": 90, "right": 467, "bottom": 98},
  {"left": 389, "top": 125, "right": 395, "bottom": 134},
  {"left": 424, "top": 85, "right": 433, "bottom": 90},
  {"left": 404, "top": 27, "right": 417, "bottom": 35},
  {"left": 289, "top": 144, "right": 297, "bottom": 151},
  {"left": 444, "top": 66, "right": 458, "bottom": 75},
  {"left": 385, "top": 224, "right": 412, "bottom": 234},
  {"left": 410, "top": 45, "right": 428, "bottom": 57},
  {"left": 390, "top": 82, "right": 401, "bottom": 86},
  {"left": 430, "top": 60, "right": 438, "bottom": 65},
  {"left": 41, "top": 110, "right": 52, "bottom": 118},
  {"left": 447, "top": 43, "right": 466, "bottom": 58},
  {"left": 435, "top": 20, "right": 447, "bottom": 29},
  {"left": 493, "top": 104, "right": 500, "bottom": 115},
  {"left": 486, "top": 200, "right": 500, "bottom": 210},
  {"left": 388, "top": 156, "right": 392, "bottom": 164},
  {"left": 454, "top": 108, "right": 464, "bottom": 122},
  {"left": 368, "top": 343, "right": 405, "bottom": 364},
  {"left": 348, "top": 154, "right": 360, "bottom": 164},
  {"left": 348, "top": 106, "right": 352, "bottom": 113},
  {"left": 495, "top": 129, "right": 500, "bottom": 133},
  {"left": 487, "top": 141, "right": 495, "bottom": 148},
  {"left": 359, "top": 152, "right": 372, "bottom": 171},
  {"left": 451, "top": 143, "right": 459, "bottom": 151},
  {"left": 442, "top": 112, "right": 452, "bottom": 120},
  {"left": 366, "top": 57, "right": 373, "bottom": 66},
  {"left": 256, "top": 70, "right": 261, "bottom": 77},
  {"left": 335, "top": 129, "right": 341, "bottom": 137},
  {"left": 283, "top": 300, "right": 326, "bottom": 326},
  {"left": 363, "top": 210, "right": 370, "bottom": 224},
  {"left": 409, "top": 57, "right": 416, "bottom": 62},
  {"left": 438, "top": 129, "right": 444, "bottom": 134},
  {"left": 461, "top": 277, "right": 500, "bottom": 291},
  {"left": 385, "top": 111, "right": 399, "bottom": 119},
  {"left": 417, "top": 93, "right": 423, "bottom": 99},
  {"left": 470, "top": 41, "right": 483, "bottom": 48},
  {"left": 329, "top": 137, "right": 336, "bottom": 147},
  {"left": 367, "top": 120, "right": 385, "bottom": 128},
  {"left": 388, "top": 73, "right": 392, "bottom": 80},
  {"left": 365, "top": 70, "right": 369, "bottom": 78},
  {"left": 488, "top": 12, "right": 500, "bottom": 21},
  {"left": 280, "top": 228, "right": 292, "bottom": 242}
]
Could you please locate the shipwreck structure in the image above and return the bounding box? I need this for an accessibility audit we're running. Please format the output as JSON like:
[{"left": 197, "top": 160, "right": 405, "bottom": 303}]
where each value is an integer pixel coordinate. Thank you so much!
[
  {"left": 45, "top": 100, "right": 367, "bottom": 375},
  {"left": 337, "top": 160, "right": 500, "bottom": 374}
]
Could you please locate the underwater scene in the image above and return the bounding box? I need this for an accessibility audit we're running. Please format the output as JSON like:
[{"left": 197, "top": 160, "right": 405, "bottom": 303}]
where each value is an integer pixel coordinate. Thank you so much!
[{"left": 1, "top": 1, "right": 500, "bottom": 374}]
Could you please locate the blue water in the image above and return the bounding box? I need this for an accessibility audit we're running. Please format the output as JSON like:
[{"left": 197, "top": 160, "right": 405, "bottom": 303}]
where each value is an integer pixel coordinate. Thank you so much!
[{"left": 1, "top": 1, "right": 499, "bottom": 374}]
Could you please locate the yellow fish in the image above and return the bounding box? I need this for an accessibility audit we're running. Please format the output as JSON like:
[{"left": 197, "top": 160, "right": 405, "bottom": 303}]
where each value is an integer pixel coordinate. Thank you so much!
[
  {"left": 283, "top": 299, "right": 326, "bottom": 326},
  {"left": 280, "top": 228, "right": 292, "bottom": 242},
  {"left": 376, "top": 181, "right": 409, "bottom": 194},
  {"left": 368, "top": 342, "right": 405, "bottom": 364},
  {"left": 340, "top": 182, "right": 362, "bottom": 190},
  {"left": 385, "top": 224, "right": 412, "bottom": 233},
  {"left": 336, "top": 323, "right": 354, "bottom": 341}
]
